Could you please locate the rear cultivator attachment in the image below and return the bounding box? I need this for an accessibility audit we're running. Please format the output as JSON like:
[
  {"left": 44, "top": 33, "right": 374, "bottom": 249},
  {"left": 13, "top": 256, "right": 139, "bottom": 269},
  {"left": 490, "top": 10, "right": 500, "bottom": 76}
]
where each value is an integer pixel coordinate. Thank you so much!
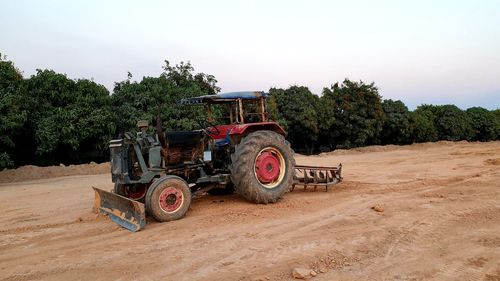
[{"left": 292, "top": 164, "right": 342, "bottom": 191}]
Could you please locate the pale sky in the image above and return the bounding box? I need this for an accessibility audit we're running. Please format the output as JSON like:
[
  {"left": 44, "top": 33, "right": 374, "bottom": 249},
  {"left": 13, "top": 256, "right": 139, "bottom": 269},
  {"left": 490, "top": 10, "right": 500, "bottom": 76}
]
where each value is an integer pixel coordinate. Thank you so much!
[{"left": 1, "top": 0, "right": 499, "bottom": 109}]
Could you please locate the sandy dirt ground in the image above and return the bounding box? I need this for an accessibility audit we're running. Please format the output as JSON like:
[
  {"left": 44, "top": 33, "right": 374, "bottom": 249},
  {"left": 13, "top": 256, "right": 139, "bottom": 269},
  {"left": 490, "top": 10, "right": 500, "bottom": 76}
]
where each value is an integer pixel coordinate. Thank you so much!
[{"left": 0, "top": 141, "right": 499, "bottom": 281}]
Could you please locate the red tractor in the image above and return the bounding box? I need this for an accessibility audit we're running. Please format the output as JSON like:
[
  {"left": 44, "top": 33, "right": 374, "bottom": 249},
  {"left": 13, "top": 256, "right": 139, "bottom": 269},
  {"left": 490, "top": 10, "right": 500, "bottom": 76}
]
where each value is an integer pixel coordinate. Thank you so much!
[{"left": 93, "top": 91, "right": 342, "bottom": 231}]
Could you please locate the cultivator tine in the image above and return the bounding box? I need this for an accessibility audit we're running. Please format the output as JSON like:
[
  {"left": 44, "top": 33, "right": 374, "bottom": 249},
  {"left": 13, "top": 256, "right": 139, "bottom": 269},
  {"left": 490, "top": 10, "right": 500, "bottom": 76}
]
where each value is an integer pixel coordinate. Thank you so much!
[
  {"left": 292, "top": 164, "right": 342, "bottom": 192},
  {"left": 303, "top": 169, "right": 308, "bottom": 191},
  {"left": 93, "top": 187, "right": 146, "bottom": 232}
]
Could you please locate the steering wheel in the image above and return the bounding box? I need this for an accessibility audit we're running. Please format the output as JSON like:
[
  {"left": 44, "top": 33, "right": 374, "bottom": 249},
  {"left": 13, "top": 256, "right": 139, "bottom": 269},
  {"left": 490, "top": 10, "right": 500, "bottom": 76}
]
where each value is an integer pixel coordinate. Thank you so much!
[{"left": 196, "top": 118, "right": 220, "bottom": 137}]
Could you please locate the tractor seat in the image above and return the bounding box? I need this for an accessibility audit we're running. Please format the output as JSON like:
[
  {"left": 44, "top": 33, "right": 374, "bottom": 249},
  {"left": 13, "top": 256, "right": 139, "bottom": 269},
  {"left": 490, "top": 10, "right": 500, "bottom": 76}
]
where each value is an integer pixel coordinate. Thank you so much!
[{"left": 165, "top": 131, "right": 204, "bottom": 146}]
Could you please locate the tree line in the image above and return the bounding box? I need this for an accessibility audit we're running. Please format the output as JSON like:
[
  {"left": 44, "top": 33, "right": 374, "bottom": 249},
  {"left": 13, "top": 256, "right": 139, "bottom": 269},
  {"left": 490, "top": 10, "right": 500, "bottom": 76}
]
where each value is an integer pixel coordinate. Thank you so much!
[
  {"left": 268, "top": 82, "right": 500, "bottom": 153},
  {"left": 1, "top": 56, "right": 499, "bottom": 168}
]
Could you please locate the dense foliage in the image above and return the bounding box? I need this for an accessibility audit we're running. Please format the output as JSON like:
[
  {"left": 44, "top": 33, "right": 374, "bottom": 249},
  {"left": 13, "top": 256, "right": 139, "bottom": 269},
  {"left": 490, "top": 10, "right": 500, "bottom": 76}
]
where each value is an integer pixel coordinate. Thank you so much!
[
  {"left": 111, "top": 61, "right": 219, "bottom": 134},
  {"left": 0, "top": 55, "right": 498, "bottom": 168},
  {"left": 268, "top": 86, "right": 320, "bottom": 153},
  {"left": 319, "top": 80, "right": 385, "bottom": 149},
  {"left": 0, "top": 57, "right": 26, "bottom": 167}
]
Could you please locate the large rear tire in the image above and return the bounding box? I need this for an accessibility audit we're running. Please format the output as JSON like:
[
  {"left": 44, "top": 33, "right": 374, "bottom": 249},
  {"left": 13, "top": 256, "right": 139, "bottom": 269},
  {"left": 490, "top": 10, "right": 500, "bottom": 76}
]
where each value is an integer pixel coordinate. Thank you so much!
[
  {"left": 145, "top": 176, "right": 192, "bottom": 222},
  {"left": 230, "top": 130, "right": 295, "bottom": 204}
]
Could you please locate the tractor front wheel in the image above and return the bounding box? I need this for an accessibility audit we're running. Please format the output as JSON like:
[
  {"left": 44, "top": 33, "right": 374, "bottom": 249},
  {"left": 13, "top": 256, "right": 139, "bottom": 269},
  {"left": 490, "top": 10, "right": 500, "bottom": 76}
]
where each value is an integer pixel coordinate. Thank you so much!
[
  {"left": 145, "top": 176, "right": 192, "bottom": 222},
  {"left": 230, "top": 130, "right": 295, "bottom": 204}
]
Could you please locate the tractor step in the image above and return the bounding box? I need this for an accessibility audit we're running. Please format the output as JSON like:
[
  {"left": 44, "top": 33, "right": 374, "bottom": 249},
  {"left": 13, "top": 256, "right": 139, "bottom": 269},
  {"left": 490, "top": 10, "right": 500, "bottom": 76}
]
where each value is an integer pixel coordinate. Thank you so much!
[
  {"left": 93, "top": 187, "right": 146, "bottom": 232},
  {"left": 292, "top": 164, "right": 342, "bottom": 191}
]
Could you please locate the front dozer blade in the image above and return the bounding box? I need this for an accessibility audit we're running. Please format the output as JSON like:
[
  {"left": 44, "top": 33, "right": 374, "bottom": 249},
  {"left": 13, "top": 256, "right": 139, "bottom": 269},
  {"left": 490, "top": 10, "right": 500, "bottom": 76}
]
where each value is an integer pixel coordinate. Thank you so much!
[{"left": 92, "top": 187, "right": 146, "bottom": 232}]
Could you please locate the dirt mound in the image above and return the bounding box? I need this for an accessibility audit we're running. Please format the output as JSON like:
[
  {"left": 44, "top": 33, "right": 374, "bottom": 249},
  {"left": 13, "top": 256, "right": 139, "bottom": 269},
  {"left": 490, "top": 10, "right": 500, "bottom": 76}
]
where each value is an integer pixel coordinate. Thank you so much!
[
  {"left": 318, "top": 140, "right": 483, "bottom": 156},
  {"left": 0, "top": 162, "right": 110, "bottom": 183}
]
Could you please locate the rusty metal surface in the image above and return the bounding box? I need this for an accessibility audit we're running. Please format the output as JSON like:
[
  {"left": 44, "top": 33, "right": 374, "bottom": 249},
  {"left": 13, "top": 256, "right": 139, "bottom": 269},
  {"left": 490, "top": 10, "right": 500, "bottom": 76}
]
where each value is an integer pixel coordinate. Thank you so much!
[
  {"left": 93, "top": 187, "right": 146, "bottom": 232},
  {"left": 292, "top": 164, "right": 342, "bottom": 192}
]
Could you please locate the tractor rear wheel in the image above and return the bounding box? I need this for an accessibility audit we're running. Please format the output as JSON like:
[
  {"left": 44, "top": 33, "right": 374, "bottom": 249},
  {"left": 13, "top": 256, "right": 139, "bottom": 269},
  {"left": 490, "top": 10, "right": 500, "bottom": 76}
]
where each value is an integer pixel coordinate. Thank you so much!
[
  {"left": 114, "top": 183, "right": 147, "bottom": 202},
  {"left": 145, "top": 176, "right": 192, "bottom": 222},
  {"left": 230, "top": 130, "right": 295, "bottom": 204}
]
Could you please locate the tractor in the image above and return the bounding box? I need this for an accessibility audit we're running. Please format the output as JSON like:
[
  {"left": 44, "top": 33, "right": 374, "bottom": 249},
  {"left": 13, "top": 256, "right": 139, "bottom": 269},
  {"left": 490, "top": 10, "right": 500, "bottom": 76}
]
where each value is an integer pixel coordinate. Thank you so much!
[{"left": 93, "top": 91, "right": 342, "bottom": 231}]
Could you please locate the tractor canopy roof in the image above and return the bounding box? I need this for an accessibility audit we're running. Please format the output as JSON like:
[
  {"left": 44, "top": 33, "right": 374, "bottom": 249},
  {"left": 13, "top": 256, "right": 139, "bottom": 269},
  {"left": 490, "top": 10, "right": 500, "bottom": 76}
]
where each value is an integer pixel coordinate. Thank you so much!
[{"left": 179, "top": 91, "right": 267, "bottom": 105}]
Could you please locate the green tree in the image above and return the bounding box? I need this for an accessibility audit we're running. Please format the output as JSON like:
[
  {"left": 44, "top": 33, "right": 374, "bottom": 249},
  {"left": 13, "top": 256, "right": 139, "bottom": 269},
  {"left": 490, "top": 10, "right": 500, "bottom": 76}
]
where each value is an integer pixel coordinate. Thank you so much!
[
  {"left": 111, "top": 61, "right": 220, "bottom": 135},
  {"left": 321, "top": 79, "right": 385, "bottom": 148},
  {"left": 466, "top": 107, "right": 497, "bottom": 141},
  {"left": 409, "top": 105, "right": 438, "bottom": 143},
  {"left": 21, "top": 70, "right": 114, "bottom": 165},
  {"left": 433, "top": 105, "right": 473, "bottom": 141},
  {"left": 67, "top": 79, "right": 115, "bottom": 159},
  {"left": 266, "top": 93, "right": 288, "bottom": 130},
  {"left": 268, "top": 86, "right": 319, "bottom": 153},
  {"left": 0, "top": 55, "right": 27, "bottom": 168},
  {"left": 494, "top": 109, "right": 500, "bottom": 140},
  {"left": 380, "top": 99, "right": 411, "bottom": 144},
  {"left": 317, "top": 91, "right": 337, "bottom": 151}
]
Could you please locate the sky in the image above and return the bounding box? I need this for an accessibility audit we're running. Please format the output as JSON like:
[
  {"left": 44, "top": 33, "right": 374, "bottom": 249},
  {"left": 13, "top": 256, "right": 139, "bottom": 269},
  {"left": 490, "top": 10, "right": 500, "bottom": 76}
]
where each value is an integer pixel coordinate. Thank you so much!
[{"left": 1, "top": 0, "right": 499, "bottom": 110}]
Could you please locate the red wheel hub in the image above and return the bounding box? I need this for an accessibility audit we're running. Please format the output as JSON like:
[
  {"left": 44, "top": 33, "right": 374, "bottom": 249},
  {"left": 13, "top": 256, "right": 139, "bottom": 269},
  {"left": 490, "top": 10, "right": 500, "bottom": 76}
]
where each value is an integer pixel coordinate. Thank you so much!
[
  {"left": 255, "top": 151, "right": 281, "bottom": 183},
  {"left": 159, "top": 187, "right": 183, "bottom": 213},
  {"left": 125, "top": 185, "right": 146, "bottom": 200}
]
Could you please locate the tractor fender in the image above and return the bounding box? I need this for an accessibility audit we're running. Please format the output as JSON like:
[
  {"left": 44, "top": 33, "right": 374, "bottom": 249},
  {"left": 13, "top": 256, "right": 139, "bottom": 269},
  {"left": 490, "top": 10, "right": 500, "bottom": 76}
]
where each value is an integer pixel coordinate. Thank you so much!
[{"left": 229, "top": 122, "right": 286, "bottom": 143}]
